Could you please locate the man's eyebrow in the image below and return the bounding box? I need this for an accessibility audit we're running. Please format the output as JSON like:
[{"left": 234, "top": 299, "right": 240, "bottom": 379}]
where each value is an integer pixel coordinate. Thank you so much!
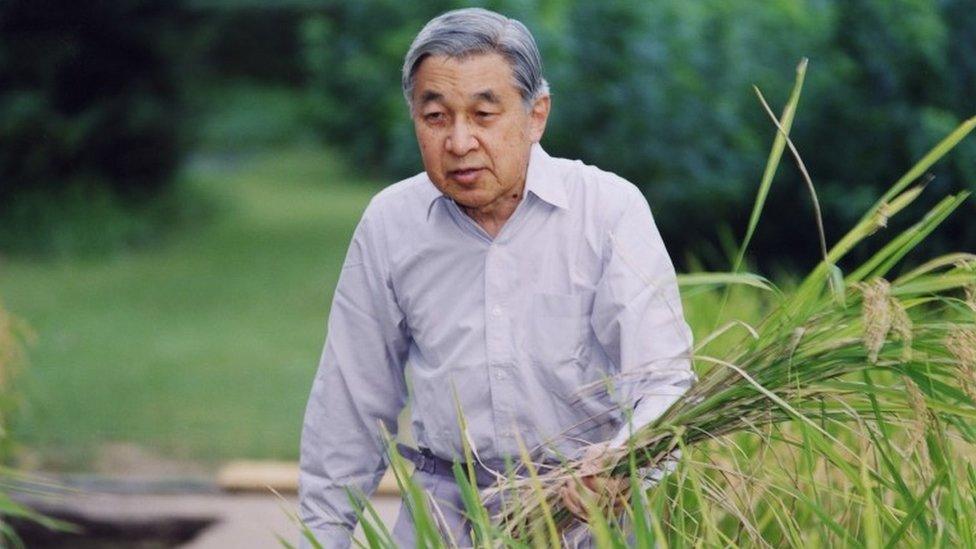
[
  {"left": 473, "top": 90, "right": 501, "bottom": 104},
  {"left": 418, "top": 90, "right": 444, "bottom": 106}
]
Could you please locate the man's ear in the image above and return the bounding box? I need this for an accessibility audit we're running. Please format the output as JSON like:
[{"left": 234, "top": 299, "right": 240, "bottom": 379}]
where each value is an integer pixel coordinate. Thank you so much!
[{"left": 528, "top": 94, "right": 551, "bottom": 143}]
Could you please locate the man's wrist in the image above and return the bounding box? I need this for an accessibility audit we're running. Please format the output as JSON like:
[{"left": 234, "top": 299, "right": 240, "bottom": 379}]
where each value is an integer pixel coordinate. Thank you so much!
[{"left": 609, "top": 372, "right": 698, "bottom": 448}]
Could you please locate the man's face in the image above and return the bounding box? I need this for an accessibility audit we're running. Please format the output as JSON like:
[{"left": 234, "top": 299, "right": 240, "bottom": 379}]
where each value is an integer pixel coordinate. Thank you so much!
[{"left": 411, "top": 52, "right": 550, "bottom": 211}]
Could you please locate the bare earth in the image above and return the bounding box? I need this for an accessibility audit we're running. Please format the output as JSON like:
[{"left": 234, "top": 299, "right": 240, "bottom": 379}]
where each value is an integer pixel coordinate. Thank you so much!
[
  {"left": 13, "top": 445, "right": 407, "bottom": 547},
  {"left": 17, "top": 489, "right": 402, "bottom": 548}
]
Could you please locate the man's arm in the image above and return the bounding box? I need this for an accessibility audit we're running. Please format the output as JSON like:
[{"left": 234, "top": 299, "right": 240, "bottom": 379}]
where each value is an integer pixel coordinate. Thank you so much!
[
  {"left": 590, "top": 187, "right": 696, "bottom": 458},
  {"left": 299, "top": 208, "right": 410, "bottom": 548},
  {"left": 560, "top": 189, "right": 694, "bottom": 518}
]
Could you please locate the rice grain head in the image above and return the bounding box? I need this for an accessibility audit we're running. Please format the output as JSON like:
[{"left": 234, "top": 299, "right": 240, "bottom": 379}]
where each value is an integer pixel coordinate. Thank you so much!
[
  {"left": 0, "top": 299, "right": 34, "bottom": 447},
  {"left": 902, "top": 375, "right": 927, "bottom": 451},
  {"left": 869, "top": 202, "right": 891, "bottom": 234},
  {"left": 953, "top": 259, "right": 976, "bottom": 312},
  {"left": 0, "top": 302, "right": 32, "bottom": 390},
  {"left": 859, "top": 278, "right": 893, "bottom": 363},
  {"left": 890, "top": 298, "right": 913, "bottom": 362},
  {"left": 945, "top": 326, "right": 976, "bottom": 402}
]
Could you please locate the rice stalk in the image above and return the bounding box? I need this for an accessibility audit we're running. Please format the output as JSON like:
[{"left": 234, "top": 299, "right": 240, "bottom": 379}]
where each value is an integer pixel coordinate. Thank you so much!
[{"left": 486, "top": 64, "right": 976, "bottom": 545}]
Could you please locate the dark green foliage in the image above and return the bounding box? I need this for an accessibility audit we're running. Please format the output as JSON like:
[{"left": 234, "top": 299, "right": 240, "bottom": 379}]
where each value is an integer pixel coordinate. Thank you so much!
[
  {"left": 181, "top": 2, "right": 311, "bottom": 85},
  {"left": 304, "top": 0, "right": 976, "bottom": 271},
  {"left": 3, "top": 1, "right": 973, "bottom": 265},
  {"left": 0, "top": 0, "right": 191, "bottom": 258},
  {"left": 0, "top": 1, "right": 185, "bottom": 205},
  {"left": 545, "top": 1, "right": 827, "bottom": 268},
  {"left": 301, "top": 1, "right": 464, "bottom": 178},
  {"left": 550, "top": 0, "right": 974, "bottom": 271}
]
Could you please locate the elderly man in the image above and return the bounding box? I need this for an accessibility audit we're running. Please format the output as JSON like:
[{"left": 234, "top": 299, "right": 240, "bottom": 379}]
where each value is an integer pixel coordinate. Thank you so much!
[{"left": 299, "top": 7, "right": 695, "bottom": 548}]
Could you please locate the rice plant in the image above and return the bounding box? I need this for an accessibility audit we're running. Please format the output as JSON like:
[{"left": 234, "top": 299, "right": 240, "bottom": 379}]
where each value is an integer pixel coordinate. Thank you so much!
[
  {"left": 0, "top": 299, "right": 76, "bottom": 546},
  {"left": 297, "top": 60, "right": 976, "bottom": 548},
  {"left": 487, "top": 60, "right": 976, "bottom": 548}
]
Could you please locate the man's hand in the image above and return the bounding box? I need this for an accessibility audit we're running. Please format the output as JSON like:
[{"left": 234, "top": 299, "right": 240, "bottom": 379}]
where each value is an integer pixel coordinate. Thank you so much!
[
  {"left": 559, "top": 444, "right": 681, "bottom": 522},
  {"left": 558, "top": 442, "right": 629, "bottom": 522}
]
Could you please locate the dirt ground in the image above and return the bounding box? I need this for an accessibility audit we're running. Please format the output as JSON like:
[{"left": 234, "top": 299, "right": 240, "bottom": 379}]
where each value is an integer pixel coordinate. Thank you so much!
[
  {"left": 12, "top": 444, "right": 404, "bottom": 548},
  {"left": 16, "top": 489, "right": 402, "bottom": 548}
]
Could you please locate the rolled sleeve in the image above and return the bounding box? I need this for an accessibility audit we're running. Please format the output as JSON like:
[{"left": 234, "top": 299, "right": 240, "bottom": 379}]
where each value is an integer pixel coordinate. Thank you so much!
[{"left": 298, "top": 208, "right": 410, "bottom": 548}]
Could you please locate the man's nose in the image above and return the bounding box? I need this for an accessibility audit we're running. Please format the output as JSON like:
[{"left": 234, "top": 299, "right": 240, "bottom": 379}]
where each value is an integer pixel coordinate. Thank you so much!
[{"left": 445, "top": 119, "right": 478, "bottom": 156}]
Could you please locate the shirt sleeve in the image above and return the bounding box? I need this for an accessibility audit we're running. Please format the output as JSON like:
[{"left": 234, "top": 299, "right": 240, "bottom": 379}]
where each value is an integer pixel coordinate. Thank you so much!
[
  {"left": 588, "top": 188, "right": 696, "bottom": 450},
  {"left": 298, "top": 208, "right": 410, "bottom": 549}
]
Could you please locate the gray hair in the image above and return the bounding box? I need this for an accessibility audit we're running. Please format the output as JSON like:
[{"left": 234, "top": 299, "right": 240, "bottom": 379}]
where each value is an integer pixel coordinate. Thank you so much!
[{"left": 402, "top": 8, "right": 550, "bottom": 113}]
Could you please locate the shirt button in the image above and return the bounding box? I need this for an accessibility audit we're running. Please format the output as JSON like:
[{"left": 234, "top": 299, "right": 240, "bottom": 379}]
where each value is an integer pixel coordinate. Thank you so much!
[
  {"left": 490, "top": 305, "right": 502, "bottom": 317},
  {"left": 495, "top": 370, "right": 506, "bottom": 380}
]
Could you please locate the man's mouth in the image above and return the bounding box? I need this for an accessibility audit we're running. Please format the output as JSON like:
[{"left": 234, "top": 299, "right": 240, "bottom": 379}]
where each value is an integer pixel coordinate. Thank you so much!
[{"left": 448, "top": 167, "right": 484, "bottom": 184}]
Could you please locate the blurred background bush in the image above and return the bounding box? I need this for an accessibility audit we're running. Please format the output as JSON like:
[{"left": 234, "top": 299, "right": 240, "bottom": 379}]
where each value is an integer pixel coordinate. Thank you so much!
[
  {"left": 1, "top": 0, "right": 973, "bottom": 266},
  {"left": 0, "top": 0, "right": 973, "bottom": 471},
  {"left": 302, "top": 0, "right": 976, "bottom": 271}
]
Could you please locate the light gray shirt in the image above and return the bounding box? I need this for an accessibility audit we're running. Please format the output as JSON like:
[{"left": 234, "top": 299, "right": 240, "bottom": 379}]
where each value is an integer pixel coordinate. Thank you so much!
[{"left": 299, "top": 143, "right": 695, "bottom": 547}]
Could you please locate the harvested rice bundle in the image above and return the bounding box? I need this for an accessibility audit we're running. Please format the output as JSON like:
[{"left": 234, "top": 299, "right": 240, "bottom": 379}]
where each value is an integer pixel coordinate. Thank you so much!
[{"left": 488, "top": 62, "right": 976, "bottom": 544}]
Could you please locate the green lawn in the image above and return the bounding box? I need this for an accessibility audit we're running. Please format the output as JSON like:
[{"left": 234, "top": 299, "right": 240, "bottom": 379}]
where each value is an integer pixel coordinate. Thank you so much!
[
  {"left": 1, "top": 147, "right": 380, "bottom": 469},
  {"left": 0, "top": 146, "right": 773, "bottom": 471}
]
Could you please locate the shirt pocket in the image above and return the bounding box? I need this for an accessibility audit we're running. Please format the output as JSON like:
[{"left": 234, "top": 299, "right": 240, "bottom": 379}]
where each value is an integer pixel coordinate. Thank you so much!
[{"left": 527, "top": 292, "right": 586, "bottom": 365}]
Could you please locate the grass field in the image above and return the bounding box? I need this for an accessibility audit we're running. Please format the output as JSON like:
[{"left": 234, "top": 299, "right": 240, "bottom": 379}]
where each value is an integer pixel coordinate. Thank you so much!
[
  {"left": 0, "top": 145, "right": 773, "bottom": 472},
  {"left": 0, "top": 147, "right": 382, "bottom": 469}
]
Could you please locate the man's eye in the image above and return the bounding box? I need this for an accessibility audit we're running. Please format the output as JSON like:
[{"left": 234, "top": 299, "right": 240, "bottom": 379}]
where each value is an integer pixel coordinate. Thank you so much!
[
  {"left": 424, "top": 112, "right": 445, "bottom": 122},
  {"left": 477, "top": 111, "right": 497, "bottom": 119}
]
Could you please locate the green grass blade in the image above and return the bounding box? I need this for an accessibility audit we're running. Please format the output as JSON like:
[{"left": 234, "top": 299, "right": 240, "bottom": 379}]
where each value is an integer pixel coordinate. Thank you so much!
[
  {"left": 714, "top": 58, "right": 807, "bottom": 328},
  {"left": 893, "top": 252, "right": 976, "bottom": 285},
  {"left": 385, "top": 437, "right": 443, "bottom": 548},
  {"left": 859, "top": 452, "right": 882, "bottom": 549},
  {"left": 733, "top": 58, "right": 808, "bottom": 274},
  {"left": 797, "top": 116, "right": 975, "bottom": 298},
  {"left": 876, "top": 115, "right": 976, "bottom": 207},
  {"left": 772, "top": 482, "right": 865, "bottom": 548},
  {"left": 882, "top": 469, "right": 948, "bottom": 549},
  {"left": 849, "top": 193, "right": 969, "bottom": 282},
  {"left": 346, "top": 488, "right": 395, "bottom": 549},
  {"left": 677, "top": 272, "right": 776, "bottom": 292},
  {"left": 452, "top": 462, "right": 492, "bottom": 547},
  {"left": 627, "top": 447, "right": 654, "bottom": 549},
  {"left": 513, "top": 432, "right": 562, "bottom": 548},
  {"left": 0, "top": 523, "right": 25, "bottom": 549},
  {"left": 451, "top": 388, "right": 493, "bottom": 548}
]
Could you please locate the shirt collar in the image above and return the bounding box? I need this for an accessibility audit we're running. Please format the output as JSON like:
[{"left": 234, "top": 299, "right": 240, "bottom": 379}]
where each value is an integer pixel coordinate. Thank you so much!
[
  {"left": 424, "top": 142, "right": 569, "bottom": 221},
  {"left": 423, "top": 177, "right": 446, "bottom": 221},
  {"left": 524, "top": 142, "right": 569, "bottom": 210}
]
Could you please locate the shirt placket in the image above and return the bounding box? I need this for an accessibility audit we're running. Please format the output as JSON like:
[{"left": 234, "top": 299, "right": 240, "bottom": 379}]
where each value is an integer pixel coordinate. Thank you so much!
[{"left": 484, "top": 242, "right": 518, "bottom": 451}]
